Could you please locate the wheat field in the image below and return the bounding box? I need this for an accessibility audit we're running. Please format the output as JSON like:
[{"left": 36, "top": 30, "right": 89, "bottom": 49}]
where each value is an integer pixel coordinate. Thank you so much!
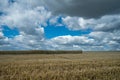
[{"left": 0, "top": 51, "right": 120, "bottom": 80}]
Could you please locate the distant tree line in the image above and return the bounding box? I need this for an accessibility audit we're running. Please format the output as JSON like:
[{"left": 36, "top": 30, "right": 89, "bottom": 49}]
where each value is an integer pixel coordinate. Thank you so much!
[{"left": 0, "top": 50, "right": 82, "bottom": 55}]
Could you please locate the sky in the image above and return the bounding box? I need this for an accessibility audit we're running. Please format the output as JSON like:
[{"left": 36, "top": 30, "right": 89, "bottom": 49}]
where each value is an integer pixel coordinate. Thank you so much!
[{"left": 0, "top": 0, "right": 120, "bottom": 51}]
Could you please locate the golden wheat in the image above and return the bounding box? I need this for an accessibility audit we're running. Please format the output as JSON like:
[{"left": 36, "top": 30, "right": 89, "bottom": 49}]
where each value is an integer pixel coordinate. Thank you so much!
[{"left": 0, "top": 51, "right": 120, "bottom": 80}]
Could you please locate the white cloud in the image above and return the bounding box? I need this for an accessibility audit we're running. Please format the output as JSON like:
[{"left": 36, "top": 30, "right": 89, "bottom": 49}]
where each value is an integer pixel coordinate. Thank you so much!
[
  {"left": 0, "top": 6, "right": 51, "bottom": 28},
  {"left": 62, "top": 16, "right": 80, "bottom": 30},
  {"left": 47, "top": 35, "right": 95, "bottom": 50},
  {"left": 51, "top": 35, "right": 94, "bottom": 45},
  {"left": 93, "top": 15, "right": 120, "bottom": 31},
  {"left": 89, "top": 31, "right": 120, "bottom": 50},
  {"left": 62, "top": 15, "right": 120, "bottom": 32},
  {"left": 0, "top": 0, "right": 51, "bottom": 30},
  {"left": 49, "top": 16, "right": 64, "bottom": 26},
  {"left": 0, "top": 31, "right": 9, "bottom": 46},
  {"left": 62, "top": 16, "right": 95, "bottom": 30},
  {"left": 0, "top": 32, "right": 4, "bottom": 38}
]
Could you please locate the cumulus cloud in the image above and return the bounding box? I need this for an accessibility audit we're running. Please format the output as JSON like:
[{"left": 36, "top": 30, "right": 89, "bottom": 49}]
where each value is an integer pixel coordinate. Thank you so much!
[
  {"left": 51, "top": 35, "right": 94, "bottom": 45},
  {"left": 62, "top": 15, "right": 120, "bottom": 32},
  {"left": 94, "top": 15, "right": 120, "bottom": 31},
  {"left": 0, "top": 4, "right": 51, "bottom": 34},
  {"left": 46, "top": 35, "right": 112, "bottom": 51},
  {"left": 0, "top": 32, "right": 4, "bottom": 38},
  {"left": 1, "top": 1, "right": 51, "bottom": 31},
  {"left": 62, "top": 16, "right": 80, "bottom": 30},
  {"left": 62, "top": 16, "right": 94, "bottom": 30},
  {"left": 0, "top": 31, "right": 9, "bottom": 46},
  {"left": 89, "top": 31, "right": 120, "bottom": 50}
]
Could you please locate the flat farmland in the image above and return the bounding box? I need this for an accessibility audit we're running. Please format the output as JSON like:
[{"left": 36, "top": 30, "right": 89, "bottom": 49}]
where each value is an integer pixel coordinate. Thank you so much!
[{"left": 0, "top": 51, "right": 120, "bottom": 80}]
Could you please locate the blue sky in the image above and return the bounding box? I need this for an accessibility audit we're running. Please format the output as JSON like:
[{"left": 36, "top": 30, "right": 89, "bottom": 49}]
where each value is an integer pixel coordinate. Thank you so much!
[
  {"left": 44, "top": 25, "right": 92, "bottom": 39},
  {"left": 2, "top": 26, "right": 19, "bottom": 38},
  {"left": 44, "top": 17, "right": 92, "bottom": 39},
  {"left": 0, "top": 0, "right": 120, "bottom": 51}
]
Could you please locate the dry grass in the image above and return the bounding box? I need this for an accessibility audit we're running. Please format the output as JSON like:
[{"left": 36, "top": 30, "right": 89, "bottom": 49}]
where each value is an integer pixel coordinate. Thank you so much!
[{"left": 0, "top": 51, "right": 120, "bottom": 80}]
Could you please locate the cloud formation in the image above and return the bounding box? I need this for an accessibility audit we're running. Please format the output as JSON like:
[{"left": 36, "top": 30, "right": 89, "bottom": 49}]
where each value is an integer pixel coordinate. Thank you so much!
[
  {"left": 0, "top": 0, "right": 51, "bottom": 41},
  {"left": 0, "top": 0, "right": 50, "bottom": 50},
  {"left": 0, "top": 0, "right": 120, "bottom": 51},
  {"left": 62, "top": 15, "right": 120, "bottom": 32},
  {"left": 43, "top": 0, "right": 120, "bottom": 18}
]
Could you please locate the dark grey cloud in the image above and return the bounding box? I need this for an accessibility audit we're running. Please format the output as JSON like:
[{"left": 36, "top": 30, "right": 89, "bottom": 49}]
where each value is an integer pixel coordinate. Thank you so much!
[
  {"left": 44, "top": 0, "right": 120, "bottom": 18},
  {"left": 2, "top": 0, "right": 120, "bottom": 18}
]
